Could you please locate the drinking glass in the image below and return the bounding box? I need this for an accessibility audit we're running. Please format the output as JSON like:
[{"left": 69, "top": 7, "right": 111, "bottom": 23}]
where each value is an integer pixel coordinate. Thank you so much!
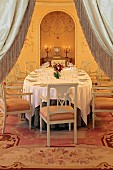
[{"left": 72, "top": 71, "right": 78, "bottom": 82}]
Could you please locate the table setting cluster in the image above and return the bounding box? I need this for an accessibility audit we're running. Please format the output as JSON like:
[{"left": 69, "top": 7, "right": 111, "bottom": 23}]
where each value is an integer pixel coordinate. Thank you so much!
[
  {"left": 25, "top": 66, "right": 91, "bottom": 86},
  {"left": 23, "top": 64, "right": 92, "bottom": 126}
]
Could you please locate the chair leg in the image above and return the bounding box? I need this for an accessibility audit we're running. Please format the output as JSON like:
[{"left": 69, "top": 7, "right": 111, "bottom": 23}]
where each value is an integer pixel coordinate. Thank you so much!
[
  {"left": 92, "top": 112, "right": 95, "bottom": 129},
  {"left": 40, "top": 116, "right": 42, "bottom": 133},
  {"left": 18, "top": 114, "right": 21, "bottom": 121},
  {"left": 29, "top": 116, "right": 31, "bottom": 129},
  {"left": 2, "top": 114, "right": 7, "bottom": 134},
  {"left": 74, "top": 122, "right": 77, "bottom": 144},
  {"left": 47, "top": 124, "right": 50, "bottom": 147},
  {"left": 69, "top": 123, "right": 71, "bottom": 131}
]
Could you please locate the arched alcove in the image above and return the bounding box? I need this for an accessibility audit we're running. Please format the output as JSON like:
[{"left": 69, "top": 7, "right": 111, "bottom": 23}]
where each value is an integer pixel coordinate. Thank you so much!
[{"left": 40, "top": 11, "right": 75, "bottom": 65}]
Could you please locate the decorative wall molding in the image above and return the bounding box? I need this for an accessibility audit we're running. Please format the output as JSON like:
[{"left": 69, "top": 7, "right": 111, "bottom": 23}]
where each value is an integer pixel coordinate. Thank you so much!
[
  {"left": 36, "top": 7, "right": 77, "bottom": 66},
  {"left": 41, "top": 11, "right": 75, "bottom": 35},
  {"left": 40, "top": 11, "right": 75, "bottom": 63}
]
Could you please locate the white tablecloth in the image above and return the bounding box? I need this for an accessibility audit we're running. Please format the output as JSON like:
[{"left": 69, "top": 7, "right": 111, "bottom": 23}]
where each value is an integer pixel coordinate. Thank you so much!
[{"left": 23, "top": 67, "right": 92, "bottom": 125}]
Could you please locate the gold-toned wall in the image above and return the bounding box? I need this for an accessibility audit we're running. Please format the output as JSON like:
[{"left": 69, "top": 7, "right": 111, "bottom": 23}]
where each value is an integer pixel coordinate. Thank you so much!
[
  {"left": 40, "top": 11, "right": 75, "bottom": 64},
  {"left": 16, "top": 0, "right": 98, "bottom": 73}
]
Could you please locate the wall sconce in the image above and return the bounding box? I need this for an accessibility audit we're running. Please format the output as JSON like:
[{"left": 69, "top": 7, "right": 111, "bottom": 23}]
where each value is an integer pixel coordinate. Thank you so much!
[
  {"left": 64, "top": 46, "right": 70, "bottom": 58},
  {"left": 45, "top": 46, "right": 51, "bottom": 58}
]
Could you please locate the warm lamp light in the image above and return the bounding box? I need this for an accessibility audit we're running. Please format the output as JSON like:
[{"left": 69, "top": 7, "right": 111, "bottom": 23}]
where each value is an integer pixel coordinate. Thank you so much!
[
  {"left": 44, "top": 46, "right": 51, "bottom": 58},
  {"left": 45, "top": 45, "right": 47, "bottom": 49},
  {"left": 64, "top": 46, "right": 70, "bottom": 58}
]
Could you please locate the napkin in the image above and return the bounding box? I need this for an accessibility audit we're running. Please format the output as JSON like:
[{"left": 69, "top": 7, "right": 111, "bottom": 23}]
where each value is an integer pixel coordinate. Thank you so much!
[
  {"left": 26, "top": 78, "right": 37, "bottom": 82},
  {"left": 41, "top": 62, "right": 50, "bottom": 68},
  {"left": 78, "top": 73, "right": 86, "bottom": 76},
  {"left": 33, "top": 83, "right": 47, "bottom": 87},
  {"left": 29, "top": 72, "right": 37, "bottom": 75},
  {"left": 29, "top": 75, "right": 38, "bottom": 78},
  {"left": 79, "top": 81, "right": 85, "bottom": 85},
  {"left": 78, "top": 79, "right": 88, "bottom": 82},
  {"left": 34, "top": 69, "right": 39, "bottom": 73}
]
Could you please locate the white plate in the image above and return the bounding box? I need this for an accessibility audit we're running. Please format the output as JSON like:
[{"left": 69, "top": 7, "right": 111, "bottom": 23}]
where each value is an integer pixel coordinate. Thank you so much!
[
  {"left": 29, "top": 72, "right": 37, "bottom": 75},
  {"left": 29, "top": 75, "right": 37, "bottom": 78},
  {"left": 79, "top": 79, "right": 87, "bottom": 82},
  {"left": 78, "top": 73, "right": 86, "bottom": 76},
  {"left": 26, "top": 78, "right": 37, "bottom": 82}
]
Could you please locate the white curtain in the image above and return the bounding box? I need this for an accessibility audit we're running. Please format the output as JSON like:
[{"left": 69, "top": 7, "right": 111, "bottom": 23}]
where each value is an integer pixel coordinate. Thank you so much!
[
  {"left": 0, "top": 0, "right": 36, "bottom": 83},
  {"left": 74, "top": 0, "right": 113, "bottom": 80}
]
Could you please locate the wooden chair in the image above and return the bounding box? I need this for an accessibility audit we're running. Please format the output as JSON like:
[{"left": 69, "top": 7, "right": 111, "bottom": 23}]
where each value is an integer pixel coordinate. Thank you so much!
[
  {"left": 0, "top": 83, "right": 33, "bottom": 134},
  {"left": 89, "top": 67, "right": 111, "bottom": 86},
  {"left": 89, "top": 69, "right": 98, "bottom": 85},
  {"left": 80, "top": 61, "right": 91, "bottom": 74},
  {"left": 51, "top": 60, "right": 65, "bottom": 67},
  {"left": 4, "top": 72, "right": 15, "bottom": 86},
  {"left": 92, "top": 85, "right": 113, "bottom": 129},
  {"left": 25, "top": 61, "right": 37, "bottom": 75},
  {"left": 4, "top": 63, "right": 26, "bottom": 86},
  {"left": 13, "top": 63, "right": 26, "bottom": 84},
  {"left": 40, "top": 83, "right": 78, "bottom": 146},
  {"left": 95, "top": 68, "right": 110, "bottom": 86}
]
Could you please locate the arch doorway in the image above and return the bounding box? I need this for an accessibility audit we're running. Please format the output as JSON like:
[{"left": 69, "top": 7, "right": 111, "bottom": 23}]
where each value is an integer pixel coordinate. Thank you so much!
[{"left": 40, "top": 11, "right": 75, "bottom": 66}]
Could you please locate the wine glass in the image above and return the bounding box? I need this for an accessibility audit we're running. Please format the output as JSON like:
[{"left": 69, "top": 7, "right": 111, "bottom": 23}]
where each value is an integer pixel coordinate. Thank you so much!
[
  {"left": 67, "top": 62, "right": 69, "bottom": 68},
  {"left": 72, "top": 71, "right": 78, "bottom": 82}
]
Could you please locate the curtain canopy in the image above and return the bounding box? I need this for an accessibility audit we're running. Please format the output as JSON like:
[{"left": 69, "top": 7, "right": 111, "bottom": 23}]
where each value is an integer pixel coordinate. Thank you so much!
[
  {"left": 0, "top": 0, "right": 36, "bottom": 83},
  {"left": 74, "top": 0, "right": 113, "bottom": 80},
  {"left": 1, "top": 0, "right": 113, "bottom": 82}
]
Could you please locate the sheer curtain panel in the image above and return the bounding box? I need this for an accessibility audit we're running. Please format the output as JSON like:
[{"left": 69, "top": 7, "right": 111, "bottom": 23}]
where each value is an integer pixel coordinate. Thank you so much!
[
  {"left": 0, "top": 0, "right": 36, "bottom": 83},
  {"left": 74, "top": 0, "right": 113, "bottom": 80}
]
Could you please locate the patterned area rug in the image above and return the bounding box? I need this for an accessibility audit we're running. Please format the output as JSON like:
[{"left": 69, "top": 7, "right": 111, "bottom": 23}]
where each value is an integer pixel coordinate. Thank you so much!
[
  {"left": 0, "top": 112, "right": 113, "bottom": 169},
  {"left": 102, "top": 133, "right": 113, "bottom": 147},
  {"left": 0, "top": 112, "right": 113, "bottom": 148},
  {"left": 0, "top": 133, "right": 19, "bottom": 151},
  {"left": 0, "top": 144, "right": 113, "bottom": 169}
]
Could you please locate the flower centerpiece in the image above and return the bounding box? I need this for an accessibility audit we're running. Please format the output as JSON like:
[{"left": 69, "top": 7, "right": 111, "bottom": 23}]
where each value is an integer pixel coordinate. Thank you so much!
[{"left": 53, "top": 63, "right": 64, "bottom": 79}]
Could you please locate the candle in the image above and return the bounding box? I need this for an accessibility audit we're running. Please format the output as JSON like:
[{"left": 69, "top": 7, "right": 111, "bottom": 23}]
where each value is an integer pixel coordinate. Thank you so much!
[
  {"left": 63, "top": 46, "right": 65, "bottom": 52},
  {"left": 45, "top": 45, "right": 47, "bottom": 49}
]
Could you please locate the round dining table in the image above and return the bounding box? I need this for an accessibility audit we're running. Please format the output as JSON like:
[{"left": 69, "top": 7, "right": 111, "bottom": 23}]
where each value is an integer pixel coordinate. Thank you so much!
[{"left": 23, "top": 67, "right": 92, "bottom": 127}]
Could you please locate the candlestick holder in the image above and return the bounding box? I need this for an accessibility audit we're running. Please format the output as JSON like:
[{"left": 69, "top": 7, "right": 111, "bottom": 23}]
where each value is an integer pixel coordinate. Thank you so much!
[
  {"left": 64, "top": 46, "right": 70, "bottom": 58},
  {"left": 45, "top": 46, "right": 51, "bottom": 58}
]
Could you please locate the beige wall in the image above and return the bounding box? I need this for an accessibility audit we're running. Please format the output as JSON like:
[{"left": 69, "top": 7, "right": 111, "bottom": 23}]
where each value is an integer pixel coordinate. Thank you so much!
[{"left": 14, "top": 0, "right": 98, "bottom": 73}]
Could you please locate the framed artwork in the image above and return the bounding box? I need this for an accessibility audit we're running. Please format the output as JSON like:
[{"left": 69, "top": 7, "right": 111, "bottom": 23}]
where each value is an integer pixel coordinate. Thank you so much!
[{"left": 54, "top": 47, "right": 60, "bottom": 56}]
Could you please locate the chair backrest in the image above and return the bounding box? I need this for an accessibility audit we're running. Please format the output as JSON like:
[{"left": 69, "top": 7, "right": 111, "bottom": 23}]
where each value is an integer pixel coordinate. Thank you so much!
[
  {"left": 0, "top": 83, "right": 23, "bottom": 110},
  {"left": 80, "top": 61, "right": 91, "bottom": 73},
  {"left": 4, "top": 72, "right": 16, "bottom": 86},
  {"left": 25, "top": 61, "right": 37, "bottom": 75},
  {"left": 0, "top": 82, "right": 33, "bottom": 134},
  {"left": 0, "top": 83, "right": 6, "bottom": 99},
  {"left": 92, "top": 85, "right": 113, "bottom": 98},
  {"left": 40, "top": 83, "right": 78, "bottom": 146},
  {"left": 13, "top": 63, "right": 21, "bottom": 76},
  {"left": 51, "top": 60, "right": 65, "bottom": 67},
  {"left": 46, "top": 83, "right": 78, "bottom": 115},
  {"left": 95, "top": 68, "right": 110, "bottom": 86},
  {"left": 92, "top": 85, "right": 113, "bottom": 129},
  {"left": 0, "top": 83, "right": 7, "bottom": 113}
]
